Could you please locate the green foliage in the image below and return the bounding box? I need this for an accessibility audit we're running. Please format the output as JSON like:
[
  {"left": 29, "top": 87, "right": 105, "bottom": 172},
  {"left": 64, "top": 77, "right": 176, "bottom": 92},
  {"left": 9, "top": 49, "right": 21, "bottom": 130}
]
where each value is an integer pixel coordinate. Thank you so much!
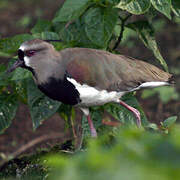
[
  {"left": 117, "top": 0, "right": 151, "bottom": 15},
  {"left": 0, "top": 0, "right": 179, "bottom": 136},
  {"left": 27, "top": 79, "right": 61, "bottom": 129},
  {"left": 106, "top": 93, "right": 148, "bottom": 125},
  {"left": 41, "top": 126, "right": 180, "bottom": 180},
  {"left": 0, "top": 34, "right": 33, "bottom": 54},
  {"left": 31, "top": 19, "right": 52, "bottom": 33},
  {"left": 84, "top": 7, "right": 118, "bottom": 47},
  {"left": 127, "top": 21, "right": 168, "bottom": 71},
  {"left": 2, "top": 124, "right": 180, "bottom": 179},
  {"left": 0, "top": 93, "right": 18, "bottom": 134},
  {"left": 161, "top": 116, "right": 177, "bottom": 129},
  {"left": 172, "top": 0, "right": 180, "bottom": 18},
  {"left": 53, "top": 0, "right": 91, "bottom": 23},
  {"left": 142, "top": 86, "right": 179, "bottom": 104},
  {"left": 151, "top": 0, "right": 171, "bottom": 19}
]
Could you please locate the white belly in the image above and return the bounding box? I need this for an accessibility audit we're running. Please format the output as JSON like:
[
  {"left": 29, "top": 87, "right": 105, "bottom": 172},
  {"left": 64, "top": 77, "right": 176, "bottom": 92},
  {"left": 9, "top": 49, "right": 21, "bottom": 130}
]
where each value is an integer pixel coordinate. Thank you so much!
[{"left": 67, "top": 77, "right": 125, "bottom": 107}]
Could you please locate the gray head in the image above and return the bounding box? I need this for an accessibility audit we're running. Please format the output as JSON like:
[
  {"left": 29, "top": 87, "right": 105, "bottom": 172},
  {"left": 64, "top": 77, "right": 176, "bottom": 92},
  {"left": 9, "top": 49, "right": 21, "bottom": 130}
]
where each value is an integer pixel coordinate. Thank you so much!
[{"left": 8, "top": 39, "right": 62, "bottom": 84}]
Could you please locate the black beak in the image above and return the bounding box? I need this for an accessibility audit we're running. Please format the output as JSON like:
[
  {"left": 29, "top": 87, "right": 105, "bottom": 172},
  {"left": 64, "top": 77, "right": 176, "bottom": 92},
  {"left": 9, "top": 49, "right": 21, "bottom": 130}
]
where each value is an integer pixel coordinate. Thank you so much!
[{"left": 7, "top": 60, "right": 24, "bottom": 73}]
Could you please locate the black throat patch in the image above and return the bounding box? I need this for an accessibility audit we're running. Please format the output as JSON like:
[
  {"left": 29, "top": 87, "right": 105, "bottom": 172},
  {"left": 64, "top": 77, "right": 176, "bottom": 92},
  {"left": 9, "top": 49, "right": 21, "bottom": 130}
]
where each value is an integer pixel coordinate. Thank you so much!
[{"left": 37, "top": 75, "right": 81, "bottom": 106}]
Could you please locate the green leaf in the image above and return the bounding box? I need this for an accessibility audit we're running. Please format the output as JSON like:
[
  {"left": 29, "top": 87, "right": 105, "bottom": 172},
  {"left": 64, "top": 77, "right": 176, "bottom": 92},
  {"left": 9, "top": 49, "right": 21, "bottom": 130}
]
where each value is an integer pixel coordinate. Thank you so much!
[
  {"left": 11, "top": 67, "right": 32, "bottom": 81},
  {"left": 171, "top": 0, "right": 180, "bottom": 18},
  {"left": 0, "top": 34, "right": 33, "bottom": 54},
  {"left": 53, "top": 0, "right": 91, "bottom": 23},
  {"left": 0, "top": 93, "right": 18, "bottom": 133},
  {"left": 151, "top": 0, "right": 171, "bottom": 19},
  {"left": 116, "top": 0, "right": 134, "bottom": 8},
  {"left": 162, "top": 116, "right": 177, "bottom": 128},
  {"left": 31, "top": 19, "right": 52, "bottom": 34},
  {"left": 127, "top": 21, "right": 168, "bottom": 71},
  {"left": 56, "top": 20, "right": 101, "bottom": 48},
  {"left": 115, "top": 93, "right": 148, "bottom": 126},
  {"left": 117, "top": 0, "right": 151, "bottom": 14},
  {"left": 33, "top": 31, "right": 60, "bottom": 40},
  {"left": 55, "top": 21, "right": 81, "bottom": 42},
  {"left": 84, "top": 7, "right": 118, "bottom": 47},
  {"left": 27, "top": 79, "right": 61, "bottom": 129}
]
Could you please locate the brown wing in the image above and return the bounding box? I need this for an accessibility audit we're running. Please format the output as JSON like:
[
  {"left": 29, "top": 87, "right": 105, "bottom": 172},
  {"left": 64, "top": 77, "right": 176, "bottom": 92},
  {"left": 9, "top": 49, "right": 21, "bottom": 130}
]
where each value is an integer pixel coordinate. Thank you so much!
[{"left": 64, "top": 48, "right": 172, "bottom": 92}]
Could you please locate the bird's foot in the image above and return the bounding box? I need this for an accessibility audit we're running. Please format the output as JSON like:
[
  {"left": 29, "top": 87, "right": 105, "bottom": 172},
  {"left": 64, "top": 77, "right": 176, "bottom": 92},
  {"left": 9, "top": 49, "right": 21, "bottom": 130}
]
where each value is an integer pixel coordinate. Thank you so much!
[
  {"left": 128, "top": 106, "right": 141, "bottom": 127},
  {"left": 119, "top": 101, "right": 141, "bottom": 127}
]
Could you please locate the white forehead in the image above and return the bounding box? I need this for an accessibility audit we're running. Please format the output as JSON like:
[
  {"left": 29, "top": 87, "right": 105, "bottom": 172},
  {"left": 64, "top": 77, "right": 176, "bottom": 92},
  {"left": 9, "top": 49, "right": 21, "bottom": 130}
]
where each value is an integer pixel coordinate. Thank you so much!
[{"left": 19, "top": 44, "right": 27, "bottom": 51}]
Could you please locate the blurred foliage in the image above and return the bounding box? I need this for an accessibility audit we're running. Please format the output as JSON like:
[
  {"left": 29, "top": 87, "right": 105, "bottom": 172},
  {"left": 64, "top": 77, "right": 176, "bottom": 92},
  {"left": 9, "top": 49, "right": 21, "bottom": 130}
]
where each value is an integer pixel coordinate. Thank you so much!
[
  {"left": 1, "top": 124, "right": 180, "bottom": 179},
  {"left": 44, "top": 126, "right": 180, "bottom": 180},
  {"left": 142, "top": 86, "right": 179, "bottom": 104},
  {"left": 0, "top": 0, "right": 179, "bottom": 142}
]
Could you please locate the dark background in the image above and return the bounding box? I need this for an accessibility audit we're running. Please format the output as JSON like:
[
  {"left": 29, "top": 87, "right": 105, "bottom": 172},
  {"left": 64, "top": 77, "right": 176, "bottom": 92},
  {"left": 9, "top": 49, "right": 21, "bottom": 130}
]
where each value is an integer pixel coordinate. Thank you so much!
[{"left": 0, "top": 0, "right": 179, "bottom": 154}]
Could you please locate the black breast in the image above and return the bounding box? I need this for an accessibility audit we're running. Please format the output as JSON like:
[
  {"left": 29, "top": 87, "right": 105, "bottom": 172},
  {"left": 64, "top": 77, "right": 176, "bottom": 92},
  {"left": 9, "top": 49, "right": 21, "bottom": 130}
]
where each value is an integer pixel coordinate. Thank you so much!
[{"left": 38, "top": 76, "right": 81, "bottom": 105}]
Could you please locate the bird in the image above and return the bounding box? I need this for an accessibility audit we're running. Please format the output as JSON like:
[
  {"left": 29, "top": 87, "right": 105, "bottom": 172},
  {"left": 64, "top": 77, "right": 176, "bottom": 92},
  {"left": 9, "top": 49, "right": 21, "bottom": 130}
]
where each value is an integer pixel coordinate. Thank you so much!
[{"left": 8, "top": 39, "right": 174, "bottom": 137}]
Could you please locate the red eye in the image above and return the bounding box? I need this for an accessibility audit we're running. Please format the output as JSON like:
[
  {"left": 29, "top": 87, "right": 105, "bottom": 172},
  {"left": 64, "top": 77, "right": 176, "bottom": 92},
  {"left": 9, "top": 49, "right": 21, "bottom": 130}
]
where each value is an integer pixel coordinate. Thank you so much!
[{"left": 26, "top": 50, "right": 35, "bottom": 57}]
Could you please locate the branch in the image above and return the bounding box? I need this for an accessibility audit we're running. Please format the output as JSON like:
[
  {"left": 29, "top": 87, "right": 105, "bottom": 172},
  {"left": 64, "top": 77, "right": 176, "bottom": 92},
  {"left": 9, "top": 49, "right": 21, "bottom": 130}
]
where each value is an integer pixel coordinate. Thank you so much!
[
  {"left": 112, "top": 14, "right": 132, "bottom": 51},
  {"left": 0, "top": 132, "right": 71, "bottom": 168}
]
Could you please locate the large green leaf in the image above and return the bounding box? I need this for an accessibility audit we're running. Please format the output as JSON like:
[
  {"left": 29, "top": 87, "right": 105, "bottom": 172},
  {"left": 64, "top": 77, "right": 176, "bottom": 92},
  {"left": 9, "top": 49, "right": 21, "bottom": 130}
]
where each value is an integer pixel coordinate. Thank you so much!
[
  {"left": 171, "top": 0, "right": 180, "bottom": 18},
  {"left": 54, "top": 6, "right": 118, "bottom": 48},
  {"left": 117, "top": 0, "right": 151, "bottom": 14},
  {"left": 127, "top": 21, "right": 168, "bottom": 71},
  {"left": 84, "top": 7, "right": 118, "bottom": 48},
  {"left": 55, "top": 21, "right": 82, "bottom": 42},
  {"left": 31, "top": 19, "right": 52, "bottom": 34},
  {"left": 56, "top": 20, "right": 100, "bottom": 48},
  {"left": 151, "top": 0, "right": 171, "bottom": 19},
  {"left": 27, "top": 79, "right": 61, "bottom": 130},
  {"left": 0, "top": 34, "right": 33, "bottom": 54},
  {"left": 53, "top": 0, "right": 91, "bottom": 23},
  {"left": 0, "top": 93, "right": 18, "bottom": 133}
]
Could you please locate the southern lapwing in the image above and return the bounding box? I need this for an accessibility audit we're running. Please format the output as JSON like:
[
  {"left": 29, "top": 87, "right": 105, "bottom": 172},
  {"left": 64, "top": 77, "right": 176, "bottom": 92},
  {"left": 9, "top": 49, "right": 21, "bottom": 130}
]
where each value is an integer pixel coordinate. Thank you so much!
[{"left": 8, "top": 39, "right": 174, "bottom": 137}]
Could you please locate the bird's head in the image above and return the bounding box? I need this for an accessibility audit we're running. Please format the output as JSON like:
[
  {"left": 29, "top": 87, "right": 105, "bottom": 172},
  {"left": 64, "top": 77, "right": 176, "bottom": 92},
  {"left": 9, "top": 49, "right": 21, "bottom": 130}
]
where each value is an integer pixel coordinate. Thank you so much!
[
  {"left": 8, "top": 39, "right": 57, "bottom": 73},
  {"left": 7, "top": 39, "right": 62, "bottom": 84}
]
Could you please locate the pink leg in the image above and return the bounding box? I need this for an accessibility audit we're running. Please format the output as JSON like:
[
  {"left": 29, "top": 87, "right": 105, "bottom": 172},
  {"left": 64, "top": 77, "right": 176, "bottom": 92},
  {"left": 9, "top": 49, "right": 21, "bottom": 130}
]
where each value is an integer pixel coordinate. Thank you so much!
[
  {"left": 87, "top": 115, "right": 97, "bottom": 137},
  {"left": 119, "top": 101, "right": 141, "bottom": 127}
]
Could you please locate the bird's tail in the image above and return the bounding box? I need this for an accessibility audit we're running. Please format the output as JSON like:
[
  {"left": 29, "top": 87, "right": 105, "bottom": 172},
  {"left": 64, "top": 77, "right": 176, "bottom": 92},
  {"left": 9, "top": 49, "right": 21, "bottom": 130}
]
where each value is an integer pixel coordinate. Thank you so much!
[{"left": 168, "top": 74, "right": 176, "bottom": 85}]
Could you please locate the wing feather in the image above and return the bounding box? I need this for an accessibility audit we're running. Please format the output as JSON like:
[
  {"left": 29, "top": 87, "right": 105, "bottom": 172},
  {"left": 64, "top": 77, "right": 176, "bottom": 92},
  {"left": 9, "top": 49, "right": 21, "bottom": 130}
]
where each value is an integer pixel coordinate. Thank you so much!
[{"left": 63, "top": 48, "right": 172, "bottom": 92}]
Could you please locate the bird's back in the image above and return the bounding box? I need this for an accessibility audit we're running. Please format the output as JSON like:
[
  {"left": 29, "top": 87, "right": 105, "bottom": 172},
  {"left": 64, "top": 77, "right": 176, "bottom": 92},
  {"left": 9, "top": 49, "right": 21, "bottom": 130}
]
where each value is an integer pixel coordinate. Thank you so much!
[{"left": 59, "top": 48, "right": 173, "bottom": 92}]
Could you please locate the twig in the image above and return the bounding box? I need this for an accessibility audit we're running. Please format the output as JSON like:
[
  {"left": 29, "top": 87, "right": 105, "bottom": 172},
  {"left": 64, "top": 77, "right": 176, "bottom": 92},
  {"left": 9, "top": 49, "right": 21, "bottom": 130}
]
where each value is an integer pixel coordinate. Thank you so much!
[
  {"left": 65, "top": 20, "right": 74, "bottom": 28},
  {"left": 45, "top": 39, "right": 63, "bottom": 42},
  {"left": 112, "top": 14, "right": 132, "bottom": 50},
  {"left": 0, "top": 132, "right": 71, "bottom": 168}
]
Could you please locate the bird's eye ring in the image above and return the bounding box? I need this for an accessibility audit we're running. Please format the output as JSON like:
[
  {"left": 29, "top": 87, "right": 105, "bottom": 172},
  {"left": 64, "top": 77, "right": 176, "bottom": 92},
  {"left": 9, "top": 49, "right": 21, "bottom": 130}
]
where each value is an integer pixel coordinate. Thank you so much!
[{"left": 25, "top": 50, "right": 36, "bottom": 57}]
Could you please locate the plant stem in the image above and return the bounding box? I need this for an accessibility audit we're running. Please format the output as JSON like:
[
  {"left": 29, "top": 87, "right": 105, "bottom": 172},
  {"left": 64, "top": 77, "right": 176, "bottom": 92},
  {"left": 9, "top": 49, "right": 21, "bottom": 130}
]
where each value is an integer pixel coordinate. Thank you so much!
[{"left": 112, "top": 14, "right": 132, "bottom": 50}]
